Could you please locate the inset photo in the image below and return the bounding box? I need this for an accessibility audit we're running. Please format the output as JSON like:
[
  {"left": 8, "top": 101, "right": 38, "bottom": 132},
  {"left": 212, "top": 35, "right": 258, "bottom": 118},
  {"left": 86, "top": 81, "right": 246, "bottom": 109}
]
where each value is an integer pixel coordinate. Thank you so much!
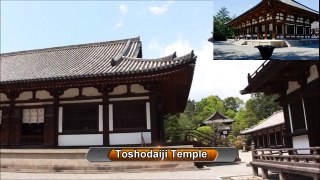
[{"left": 212, "top": 0, "right": 319, "bottom": 60}]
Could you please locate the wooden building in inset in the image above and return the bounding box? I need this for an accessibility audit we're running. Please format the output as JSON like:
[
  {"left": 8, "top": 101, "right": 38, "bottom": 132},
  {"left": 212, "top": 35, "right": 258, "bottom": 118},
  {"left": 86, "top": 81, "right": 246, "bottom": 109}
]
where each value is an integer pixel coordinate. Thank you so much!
[
  {"left": 227, "top": 0, "right": 319, "bottom": 40},
  {"left": 241, "top": 111, "right": 286, "bottom": 149},
  {"left": 241, "top": 61, "right": 320, "bottom": 179},
  {"left": 203, "top": 112, "right": 234, "bottom": 137},
  {"left": 0, "top": 37, "right": 197, "bottom": 147}
]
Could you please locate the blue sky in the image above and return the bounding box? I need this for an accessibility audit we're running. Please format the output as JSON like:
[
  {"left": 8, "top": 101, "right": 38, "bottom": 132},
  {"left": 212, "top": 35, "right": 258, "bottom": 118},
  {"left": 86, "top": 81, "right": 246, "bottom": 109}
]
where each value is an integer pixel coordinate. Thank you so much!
[
  {"left": 0, "top": 0, "right": 265, "bottom": 101},
  {"left": 214, "top": 0, "right": 319, "bottom": 18}
]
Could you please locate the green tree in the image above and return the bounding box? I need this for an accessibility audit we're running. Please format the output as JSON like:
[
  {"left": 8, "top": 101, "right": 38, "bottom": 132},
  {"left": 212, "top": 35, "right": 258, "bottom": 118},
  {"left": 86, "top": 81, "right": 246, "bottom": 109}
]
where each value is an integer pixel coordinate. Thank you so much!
[
  {"left": 195, "top": 95, "right": 225, "bottom": 124},
  {"left": 225, "top": 109, "right": 236, "bottom": 119},
  {"left": 178, "top": 100, "right": 198, "bottom": 129},
  {"left": 229, "top": 93, "right": 281, "bottom": 136},
  {"left": 213, "top": 7, "right": 235, "bottom": 41},
  {"left": 246, "top": 93, "right": 281, "bottom": 121},
  {"left": 223, "top": 97, "right": 244, "bottom": 112},
  {"left": 164, "top": 114, "right": 183, "bottom": 142}
]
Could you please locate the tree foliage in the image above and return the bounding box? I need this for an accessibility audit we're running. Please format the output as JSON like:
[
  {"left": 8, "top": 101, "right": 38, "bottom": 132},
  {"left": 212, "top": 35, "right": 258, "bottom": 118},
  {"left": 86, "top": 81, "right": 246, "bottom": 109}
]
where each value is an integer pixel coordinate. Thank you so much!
[
  {"left": 195, "top": 95, "right": 225, "bottom": 124},
  {"left": 213, "top": 7, "right": 235, "bottom": 41},
  {"left": 223, "top": 97, "right": 244, "bottom": 112}
]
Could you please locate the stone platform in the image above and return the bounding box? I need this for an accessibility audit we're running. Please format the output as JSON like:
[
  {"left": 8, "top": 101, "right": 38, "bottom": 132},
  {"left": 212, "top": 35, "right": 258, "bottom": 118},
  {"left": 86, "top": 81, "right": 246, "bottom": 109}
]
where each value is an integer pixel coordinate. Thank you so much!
[
  {"left": 233, "top": 39, "right": 319, "bottom": 48},
  {"left": 0, "top": 148, "right": 197, "bottom": 173}
]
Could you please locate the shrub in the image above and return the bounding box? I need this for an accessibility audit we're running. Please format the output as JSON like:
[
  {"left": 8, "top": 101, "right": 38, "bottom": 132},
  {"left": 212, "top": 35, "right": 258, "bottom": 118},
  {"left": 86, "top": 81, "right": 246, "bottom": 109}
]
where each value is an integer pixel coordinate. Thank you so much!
[
  {"left": 233, "top": 139, "right": 243, "bottom": 150},
  {"left": 196, "top": 126, "right": 213, "bottom": 135}
]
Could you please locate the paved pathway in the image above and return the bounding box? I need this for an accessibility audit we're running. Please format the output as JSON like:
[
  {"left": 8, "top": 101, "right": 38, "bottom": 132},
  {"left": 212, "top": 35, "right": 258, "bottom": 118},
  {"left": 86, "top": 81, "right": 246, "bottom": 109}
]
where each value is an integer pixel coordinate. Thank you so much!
[
  {"left": 213, "top": 41, "right": 319, "bottom": 60},
  {"left": 1, "top": 151, "right": 257, "bottom": 180}
]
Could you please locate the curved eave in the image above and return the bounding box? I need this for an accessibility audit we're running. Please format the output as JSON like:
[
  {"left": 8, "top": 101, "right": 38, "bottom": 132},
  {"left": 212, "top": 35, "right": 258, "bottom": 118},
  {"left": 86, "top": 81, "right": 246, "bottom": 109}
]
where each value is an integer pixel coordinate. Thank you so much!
[
  {"left": 226, "top": 0, "right": 265, "bottom": 26},
  {"left": 227, "top": 0, "right": 319, "bottom": 27},
  {"left": 240, "top": 123, "right": 283, "bottom": 135},
  {"left": 0, "top": 56, "right": 197, "bottom": 92}
]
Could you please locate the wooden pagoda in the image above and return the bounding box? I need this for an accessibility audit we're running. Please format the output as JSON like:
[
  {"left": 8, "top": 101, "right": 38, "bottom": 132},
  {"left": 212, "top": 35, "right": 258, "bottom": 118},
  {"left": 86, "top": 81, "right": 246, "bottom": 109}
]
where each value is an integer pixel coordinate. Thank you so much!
[
  {"left": 0, "top": 37, "right": 197, "bottom": 147},
  {"left": 202, "top": 112, "right": 234, "bottom": 137},
  {"left": 227, "top": 0, "right": 319, "bottom": 40},
  {"left": 241, "top": 60, "right": 320, "bottom": 179}
]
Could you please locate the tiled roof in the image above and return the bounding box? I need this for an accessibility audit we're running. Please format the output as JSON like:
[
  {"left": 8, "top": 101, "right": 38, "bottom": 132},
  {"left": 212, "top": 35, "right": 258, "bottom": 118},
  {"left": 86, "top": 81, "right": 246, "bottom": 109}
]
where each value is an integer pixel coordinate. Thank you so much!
[
  {"left": 280, "top": 0, "right": 319, "bottom": 14},
  {"left": 203, "top": 112, "right": 234, "bottom": 124},
  {"left": 240, "top": 111, "right": 284, "bottom": 135},
  {"left": 0, "top": 37, "right": 196, "bottom": 84}
]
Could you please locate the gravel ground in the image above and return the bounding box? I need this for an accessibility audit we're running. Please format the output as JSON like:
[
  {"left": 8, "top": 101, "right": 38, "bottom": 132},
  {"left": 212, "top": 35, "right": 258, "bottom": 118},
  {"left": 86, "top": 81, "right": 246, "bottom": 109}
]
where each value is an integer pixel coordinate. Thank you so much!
[
  {"left": 0, "top": 151, "right": 255, "bottom": 180},
  {"left": 213, "top": 41, "right": 319, "bottom": 60}
]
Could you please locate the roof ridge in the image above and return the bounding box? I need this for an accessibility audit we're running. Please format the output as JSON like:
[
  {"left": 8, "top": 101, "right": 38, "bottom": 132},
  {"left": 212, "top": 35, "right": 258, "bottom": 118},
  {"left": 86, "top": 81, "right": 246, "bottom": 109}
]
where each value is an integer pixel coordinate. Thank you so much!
[
  {"left": 1, "top": 37, "right": 141, "bottom": 58},
  {"left": 122, "top": 51, "right": 197, "bottom": 62}
]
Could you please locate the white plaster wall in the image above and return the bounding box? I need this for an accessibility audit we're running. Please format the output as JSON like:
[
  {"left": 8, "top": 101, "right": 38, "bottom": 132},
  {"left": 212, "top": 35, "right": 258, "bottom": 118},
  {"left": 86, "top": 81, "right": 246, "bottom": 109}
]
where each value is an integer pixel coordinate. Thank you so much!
[
  {"left": 292, "top": 135, "right": 310, "bottom": 154},
  {"left": 130, "top": 84, "right": 149, "bottom": 93},
  {"left": 16, "top": 91, "right": 33, "bottom": 101},
  {"left": 58, "top": 134, "right": 103, "bottom": 146},
  {"left": 146, "top": 102, "right": 151, "bottom": 130},
  {"left": 15, "top": 102, "right": 53, "bottom": 106},
  {"left": 286, "top": 81, "right": 300, "bottom": 94},
  {"left": 36, "top": 90, "right": 53, "bottom": 99},
  {"left": 60, "top": 99, "right": 102, "bottom": 104},
  {"left": 83, "top": 87, "right": 102, "bottom": 96},
  {"left": 60, "top": 88, "right": 79, "bottom": 98},
  {"left": 58, "top": 107, "right": 63, "bottom": 133},
  {"left": 109, "top": 96, "right": 149, "bottom": 102},
  {"left": 99, "top": 105, "right": 103, "bottom": 132},
  {"left": 109, "top": 104, "right": 113, "bottom": 131},
  {"left": 0, "top": 93, "right": 9, "bottom": 102},
  {"left": 307, "top": 65, "right": 319, "bottom": 83},
  {"left": 109, "top": 132, "right": 151, "bottom": 145},
  {"left": 109, "top": 85, "right": 127, "bottom": 95}
]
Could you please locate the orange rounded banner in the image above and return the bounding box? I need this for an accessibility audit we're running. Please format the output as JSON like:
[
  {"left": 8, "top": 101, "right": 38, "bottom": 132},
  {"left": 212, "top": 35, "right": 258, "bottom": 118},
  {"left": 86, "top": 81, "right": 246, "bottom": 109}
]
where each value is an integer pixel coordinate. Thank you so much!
[{"left": 108, "top": 148, "right": 218, "bottom": 161}]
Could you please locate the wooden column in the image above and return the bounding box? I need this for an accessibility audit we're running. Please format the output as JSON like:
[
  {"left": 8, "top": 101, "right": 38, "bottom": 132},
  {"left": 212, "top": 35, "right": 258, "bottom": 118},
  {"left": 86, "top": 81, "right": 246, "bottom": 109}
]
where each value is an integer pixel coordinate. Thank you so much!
[
  {"left": 257, "top": 24, "right": 260, "bottom": 40},
  {"left": 103, "top": 91, "right": 110, "bottom": 146},
  {"left": 261, "top": 168, "right": 268, "bottom": 179},
  {"left": 43, "top": 105, "right": 55, "bottom": 146},
  {"left": 303, "top": 18, "right": 306, "bottom": 39},
  {"left": 0, "top": 107, "right": 10, "bottom": 145},
  {"left": 283, "top": 13, "right": 287, "bottom": 38},
  {"left": 294, "top": 16, "right": 297, "bottom": 38},
  {"left": 150, "top": 94, "right": 159, "bottom": 145},
  {"left": 49, "top": 89, "right": 64, "bottom": 147},
  {"left": 264, "top": 17, "right": 268, "bottom": 40},
  {"left": 251, "top": 22, "right": 253, "bottom": 39},
  {"left": 279, "top": 171, "right": 286, "bottom": 180},
  {"left": 98, "top": 85, "right": 114, "bottom": 147},
  {"left": 272, "top": 13, "right": 276, "bottom": 39},
  {"left": 8, "top": 92, "right": 21, "bottom": 146}
]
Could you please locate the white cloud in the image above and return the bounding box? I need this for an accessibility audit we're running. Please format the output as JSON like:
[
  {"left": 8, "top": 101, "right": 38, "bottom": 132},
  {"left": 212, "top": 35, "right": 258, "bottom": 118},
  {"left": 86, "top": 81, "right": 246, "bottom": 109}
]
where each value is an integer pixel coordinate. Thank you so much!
[
  {"left": 148, "top": 1, "right": 173, "bottom": 15},
  {"left": 147, "top": 39, "right": 163, "bottom": 51},
  {"left": 114, "top": 4, "right": 128, "bottom": 29},
  {"left": 148, "top": 6, "right": 168, "bottom": 15},
  {"left": 119, "top": 4, "right": 128, "bottom": 14},
  {"left": 160, "top": 37, "right": 264, "bottom": 102},
  {"left": 114, "top": 22, "right": 123, "bottom": 28},
  {"left": 162, "top": 36, "right": 192, "bottom": 56}
]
